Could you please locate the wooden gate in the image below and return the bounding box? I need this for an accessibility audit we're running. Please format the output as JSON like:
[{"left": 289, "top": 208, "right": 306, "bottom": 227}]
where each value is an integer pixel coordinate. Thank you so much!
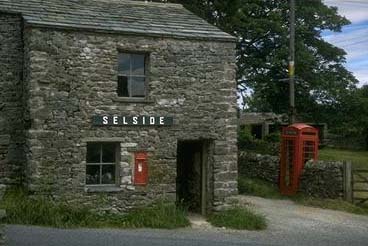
[{"left": 352, "top": 168, "right": 368, "bottom": 205}]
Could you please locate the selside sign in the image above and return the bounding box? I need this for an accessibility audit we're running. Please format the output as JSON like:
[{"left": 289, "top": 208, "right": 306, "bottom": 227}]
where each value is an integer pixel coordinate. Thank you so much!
[{"left": 92, "top": 116, "right": 173, "bottom": 126}]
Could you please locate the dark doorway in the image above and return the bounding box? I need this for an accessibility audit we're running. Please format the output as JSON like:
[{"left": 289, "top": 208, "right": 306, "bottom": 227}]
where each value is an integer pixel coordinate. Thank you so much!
[
  {"left": 176, "top": 140, "right": 210, "bottom": 215},
  {"left": 251, "top": 124, "right": 263, "bottom": 139}
]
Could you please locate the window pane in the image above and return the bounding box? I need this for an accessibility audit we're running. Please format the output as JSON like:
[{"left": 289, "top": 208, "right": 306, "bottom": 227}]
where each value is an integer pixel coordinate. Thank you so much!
[
  {"left": 102, "top": 165, "right": 115, "bottom": 184},
  {"left": 131, "top": 54, "right": 145, "bottom": 75},
  {"left": 86, "top": 165, "right": 100, "bottom": 184},
  {"left": 117, "top": 76, "right": 129, "bottom": 97},
  {"left": 102, "top": 143, "right": 116, "bottom": 163},
  {"left": 131, "top": 77, "right": 145, "bottom": 97},
  {"left": 118, "top": 53, "right": 130, "bottom": 74},
  {"left": 87, "top": 143, "right": 100, "bottom": 163}
]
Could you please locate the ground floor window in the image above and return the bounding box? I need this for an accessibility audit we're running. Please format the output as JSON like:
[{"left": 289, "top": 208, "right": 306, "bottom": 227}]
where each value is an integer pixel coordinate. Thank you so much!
[{"left": 86, "top": 142, "right": 118, "bottom": 185}]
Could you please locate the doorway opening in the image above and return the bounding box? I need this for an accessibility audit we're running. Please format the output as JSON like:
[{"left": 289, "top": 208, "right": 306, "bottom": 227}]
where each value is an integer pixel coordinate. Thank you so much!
[{"left": 176, "top": 140, "right": 212, "bottom": 215}]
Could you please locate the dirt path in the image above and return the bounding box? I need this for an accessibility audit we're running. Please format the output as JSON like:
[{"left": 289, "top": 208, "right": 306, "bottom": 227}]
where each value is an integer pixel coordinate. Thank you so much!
[{"left": 234, "top": 195, "right": 368, "bottom": 244}]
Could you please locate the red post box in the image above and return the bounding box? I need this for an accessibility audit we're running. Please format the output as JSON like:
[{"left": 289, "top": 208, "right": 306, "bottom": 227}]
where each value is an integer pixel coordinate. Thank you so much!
[
  {"left": 279, "top": 123, "right": 318, "bottom": 195},
  {"left": 133, "top": 152, "right": 148, "bottom": 186}
]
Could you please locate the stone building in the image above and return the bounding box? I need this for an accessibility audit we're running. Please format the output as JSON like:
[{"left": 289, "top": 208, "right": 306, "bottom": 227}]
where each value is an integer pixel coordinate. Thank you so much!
[
  {"left": 239, "top": 112, "right": 327, "bottom": 143},
  {"left": 0, "top": 0, "right": 238, "bottom": 214}
]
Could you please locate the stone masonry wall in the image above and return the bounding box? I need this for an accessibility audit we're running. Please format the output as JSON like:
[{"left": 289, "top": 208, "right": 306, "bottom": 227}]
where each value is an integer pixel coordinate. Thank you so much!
[
  {"left": 0, "top": 13, "right": 25, "bottom": 185},
  {"left": 239, "top": 152, "right": 344, "bottom": 199},
  {"left": 23, "top": 26, "right": 238, "bottom": 211},
  {"left": 238, "top": 152, "right": 279, "bottom": 184},
  {"left": 299, "top": 160, "right": 344, "bottom": 198}
]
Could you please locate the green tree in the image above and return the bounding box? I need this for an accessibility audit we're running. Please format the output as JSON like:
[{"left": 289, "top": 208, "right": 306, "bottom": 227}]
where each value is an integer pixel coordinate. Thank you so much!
[
  {"left": 165, "top": 0, "right": 358, "bottom": 125},
  {"left": 339, "top": 85, "right": 368, "bottom": 149}
]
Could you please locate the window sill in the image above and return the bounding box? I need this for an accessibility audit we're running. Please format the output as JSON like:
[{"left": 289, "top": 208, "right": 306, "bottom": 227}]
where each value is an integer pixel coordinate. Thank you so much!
[
  {"left": 85, "top": 185, "right": 123, "bottom": 193},
  {"left": 113, "top": 97, "right": 154, "bottom": 103}
]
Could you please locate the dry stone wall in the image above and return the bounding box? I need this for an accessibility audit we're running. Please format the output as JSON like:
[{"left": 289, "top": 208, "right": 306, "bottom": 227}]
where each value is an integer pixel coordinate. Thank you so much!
[
  {"left": 299, "top": 161, "right": 344, "bottom": 198},
  {"left": 238, "top": 152, "right": 279, "bottom": 184},
  {"left": 239, "top": 152, "right": 344, "bottom": 199}
]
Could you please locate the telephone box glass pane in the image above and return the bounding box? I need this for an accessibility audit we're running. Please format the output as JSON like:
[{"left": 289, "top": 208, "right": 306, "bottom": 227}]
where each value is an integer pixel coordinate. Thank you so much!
[
  {"left": 285, "top": 140, "right": 294, "bottom": 186},
  {"left": 303, "top": 141, "right": 315, "bottom": 164}
]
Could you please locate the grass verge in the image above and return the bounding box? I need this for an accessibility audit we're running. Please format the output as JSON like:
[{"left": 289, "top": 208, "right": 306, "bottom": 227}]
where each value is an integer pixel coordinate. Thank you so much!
[
  {"left": 0, "top": 187, "right": 190, "bottom": 229},
  {"left": 238, "top": 176, "right": 283, "bottom": 199},
  {"left": 122, "top": 201, "right": 190, "bottom": 229},
  {"left": 207, "top": 207, "right": 267, "bottom": 230}
]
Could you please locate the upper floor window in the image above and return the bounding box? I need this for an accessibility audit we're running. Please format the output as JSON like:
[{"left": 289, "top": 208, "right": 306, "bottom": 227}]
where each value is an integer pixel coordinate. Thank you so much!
[{"left": 117, "top": 53, "right": 146, "bottom": 98}]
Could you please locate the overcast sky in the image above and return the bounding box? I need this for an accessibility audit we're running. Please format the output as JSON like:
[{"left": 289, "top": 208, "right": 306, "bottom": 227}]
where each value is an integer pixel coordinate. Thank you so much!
[{"left": 323, "top": 0, "right": 368, "bottom": 86}]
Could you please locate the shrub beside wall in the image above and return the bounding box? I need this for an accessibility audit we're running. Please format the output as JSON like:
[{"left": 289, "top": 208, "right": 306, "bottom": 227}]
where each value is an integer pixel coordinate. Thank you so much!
[{"left": 238, "top": 152, "right": 344, "bottom": 199}]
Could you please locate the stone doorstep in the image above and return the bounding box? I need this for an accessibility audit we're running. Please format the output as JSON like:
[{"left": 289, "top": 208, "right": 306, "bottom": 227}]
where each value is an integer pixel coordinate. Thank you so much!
[{"left": 187, "top": 213, "right": 213, "bottom": 229}]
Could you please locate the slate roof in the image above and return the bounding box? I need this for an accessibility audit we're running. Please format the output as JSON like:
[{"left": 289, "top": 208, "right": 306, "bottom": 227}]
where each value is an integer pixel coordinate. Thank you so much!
[{"left": 0, "top": 0, "right": 235, "bottom": 42}]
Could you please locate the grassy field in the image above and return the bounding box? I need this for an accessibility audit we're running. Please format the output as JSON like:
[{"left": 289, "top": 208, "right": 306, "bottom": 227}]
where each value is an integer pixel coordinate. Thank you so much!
[
  {"left": 319, "top": 148, "right": 368, "bottom": 203},
  {"left": 319, "top": 148, "right": 368, "bottom": 168}
]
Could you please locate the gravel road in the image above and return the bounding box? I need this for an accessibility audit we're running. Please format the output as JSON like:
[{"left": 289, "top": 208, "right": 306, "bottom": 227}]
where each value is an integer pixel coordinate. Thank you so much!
[{"left": 5, "top": 195, "right": 368, "bottom": 246}]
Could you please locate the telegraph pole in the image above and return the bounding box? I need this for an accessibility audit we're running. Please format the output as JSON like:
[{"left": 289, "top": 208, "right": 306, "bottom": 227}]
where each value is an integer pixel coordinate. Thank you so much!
[{"left": 288, "top": 0, "right": 296, "bottom": 124}]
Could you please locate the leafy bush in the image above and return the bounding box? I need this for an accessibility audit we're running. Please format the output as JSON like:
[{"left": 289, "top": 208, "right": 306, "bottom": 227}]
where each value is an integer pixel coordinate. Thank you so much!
[
  {"left": 264, "top": 132, "right": 281, "bottom": 143},
  {"left": 207, "top": 207, "right": 267, "bottom": 230},
  {"left": 238, "top": 126, "right": 280, "bottom": 155}
]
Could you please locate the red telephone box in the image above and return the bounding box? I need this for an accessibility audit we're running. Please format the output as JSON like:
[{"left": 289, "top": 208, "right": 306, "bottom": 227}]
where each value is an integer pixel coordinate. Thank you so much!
[
  {"left": 279, "top": 123, "right": 319, "bottom": 195},
  {"left": 133, "top": 152, "right": 148, "bottom": 186}
]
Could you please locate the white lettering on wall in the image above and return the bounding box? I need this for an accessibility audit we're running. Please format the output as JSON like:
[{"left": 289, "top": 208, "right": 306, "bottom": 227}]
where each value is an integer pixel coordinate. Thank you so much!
[
  {"left": 122, "top": 117, "right": 128, "bottom": 125},
  {"left": 133, "top": 117, "right": 138, "bottom": 125},
  {"left": 102, "top": 116, "right": 108, "bottom": 125},
  {"left": 94, "top": 116, "right": 172, "bottom": 126}
]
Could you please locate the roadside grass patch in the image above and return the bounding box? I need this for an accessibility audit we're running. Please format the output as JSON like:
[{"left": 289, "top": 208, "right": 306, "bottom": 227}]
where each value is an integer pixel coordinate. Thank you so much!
[
  {"left": 238, "top": 176, "right": 284, "bottom": 199},
  {"left": 207, "top": 207, "right": 267, "bottom": 230},
  {"left": 122, "top": 201, "right": 190, "bottom": 229},
  {"left": 0, "top": 187, "right": 98, "bottom": 228},
  {"left": 0, "top": 187, "right": 190, "bottom": 229}
]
